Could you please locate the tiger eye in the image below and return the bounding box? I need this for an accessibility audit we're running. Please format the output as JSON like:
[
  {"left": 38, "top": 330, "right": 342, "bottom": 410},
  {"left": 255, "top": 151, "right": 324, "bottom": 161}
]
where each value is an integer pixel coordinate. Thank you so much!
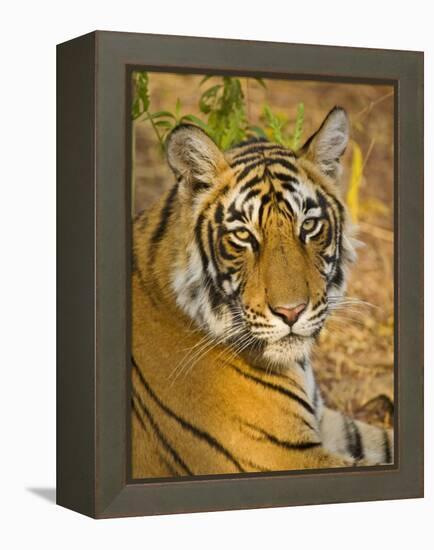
[
  {"left": 233, "top": 229, "right": 250, "bottom": 240},
  {"left": 302, "top": 218, "right": 318, "bottom": 232}
]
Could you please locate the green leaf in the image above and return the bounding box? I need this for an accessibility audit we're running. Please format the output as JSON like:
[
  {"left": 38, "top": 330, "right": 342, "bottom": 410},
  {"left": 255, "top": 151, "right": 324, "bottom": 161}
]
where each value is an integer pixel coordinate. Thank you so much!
[
  {"left": 147, "top": 111, "right": 177, "bottom": 120},
  {"left": 263, "top": 105, "right": 285, "bottom": 145},
  {"left": 290, "top": 102, "right": 305, "bottom": 150},
  {"left": 131, "top": 102, "right": 142, "bottom": 120},
  {"left": 153, "top": 120, "right": 174, "bottom": 129},
  {"left": 199, "top": 84, "right": 222, "bottom": 114},
  {"left": 200, "top": 76, "right": 248, "bottom": 148},
  {"left": 175, "top": 98, "right": 181, "bottom": 121},
  {"left": 220, "top": 103, "right": 247, "bottom": 150},
  {"left": 179, "top": 114, "right": 210, "bottom": 131},
  {"left": 131, "top": 71, "right": 150, "bottom": 119}
]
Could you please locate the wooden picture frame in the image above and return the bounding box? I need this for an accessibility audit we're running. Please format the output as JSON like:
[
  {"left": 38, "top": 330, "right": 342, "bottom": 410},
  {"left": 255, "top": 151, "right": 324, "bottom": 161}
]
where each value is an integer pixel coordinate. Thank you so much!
[{"left": 57, "top": 31, "right": 424, "bottom": 518}]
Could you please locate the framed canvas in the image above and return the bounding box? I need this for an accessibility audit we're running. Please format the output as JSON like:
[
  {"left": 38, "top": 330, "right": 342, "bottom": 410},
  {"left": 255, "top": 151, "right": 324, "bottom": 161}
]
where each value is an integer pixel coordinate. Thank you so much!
[{"left": 57, "top": 31, "right": 424, "bottom": 518}]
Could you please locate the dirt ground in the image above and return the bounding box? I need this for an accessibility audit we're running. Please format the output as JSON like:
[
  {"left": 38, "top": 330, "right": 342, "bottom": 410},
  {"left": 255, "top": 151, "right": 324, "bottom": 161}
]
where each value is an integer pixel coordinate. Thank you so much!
[{"left": 133, "top": 73, "right": 394, "bottom": 429}]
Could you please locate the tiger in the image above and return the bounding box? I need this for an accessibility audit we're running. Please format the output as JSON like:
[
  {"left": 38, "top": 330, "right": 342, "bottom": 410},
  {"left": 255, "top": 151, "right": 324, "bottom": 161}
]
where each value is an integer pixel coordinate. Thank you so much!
[{"left": 132, "top": 106, "right": 393, "bottom": 478}]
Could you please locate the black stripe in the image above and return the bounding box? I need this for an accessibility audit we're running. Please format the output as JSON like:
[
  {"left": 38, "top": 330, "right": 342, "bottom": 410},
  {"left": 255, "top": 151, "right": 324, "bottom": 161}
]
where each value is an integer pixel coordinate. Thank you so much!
[
  {"left": 243, "top": 421, "right": 320, "bottom": 450},
  {"left": 316, "top": 190, "right": 335, "bottom": 249},
  {"left": 132, "top": 393, "right": 193, "bottom": 475},
  {"left": 304, "top": 197, "right": 317, "bottom": 211},
  {"left": 307, "top": 305, "right": 328, "bottom": 322},
  {"left": 147, "top": 184, "right": 179, "bottom": 278},
  {"left": 192, "top": 180, "right": 211, "bottom": 193},
  {"left": 281, "top": 181, "right": 297, "bottom": 194},
  {"left": 236, "top": 160, "right": 265, "bottom": 182},
  {"left": 245, "top": 363, "right": 308, "bottom": 396},
  {"left": 274, "top": 191, "right": 294, "bottom": 216},
  {"left": 243, "top": 188, "right": 262, "bottom": 203},
  {"left": 250, "top": 321, "right": 278, "bottom": 328},
  {"left": 214, "top": 202, "right": 224, "bottom": 224},
  {"left": 315, "top": 192, "right": 340, "bottom": 287},
  {"left": 132, "top": 398, "right": 149, "bottom": 434},
  {"left": 218, "top": 240, "right": 236, "bottom": 261},
  {"left": 297, "top": 359, "right": 307, "bottom": 372},
  {"left": 229, "top": 364, "right": 315, "bottom": 416},
  {"left": 299, "top": 416, "right": 318, "bottom": 433},
  {"left": 231, "top": 136, "right": 268, "bottom": 149},
  {"left": 207, "top": 221, "right": 219, "bottom": 277},
  {"left": 320, "top": 252, "right": 335, "bottom": 264},
  {"left": 323, "top": 223, "right": 333, "bottom": 249},
  {"left": 133, "top": 254, "right": 160, "bottom": 308},
  {"left": 230, "top": 141, "right": 272, "bottom": 159},
  {"left": 243, "top": 459, "right": 272, "bottom": 472},
  {"left": 352, "top": 422, "right": 364, "bottom": 460},
  {"left": 136, "top": 211, "right": 149, "bottom": 231},
  {"left": 344, "top": 417, "right": 364, "bottom": 461},
  {"left": 265, "top": 158, "right": 299, "bottom": 173},
  {"left": 231, "top": 143, "right": 296, "bottom": 161},
  {"left": 248, "top": 233, "right": 260, "bottom": 254},
  {"left": 329, "top": 201, "right": 342, "bottom": 285},
  {"left": 383, "top": 429, "right": 392, "bottom": 463},
  {"left": 194, "top": 214, "right": 223, "bottom": 309},
  {"left": 157, "top": 450, "right": 180, "bottom": 476},
  {"left": 292, "top": 413, "right": 318, "bottom": 433},
  {"left": 237, "top": 144, "right": 294, "bottom": 157},
  {"left": 323, "top": 191, "right": 345, "bottom": 289},
  {"left": 149, "top": 184, "right": 178, "bottom": 249},
  {"left": 231, "top": 146, "right": 267, "bottom": 159},
  {"left": 206, "top": 274, "right": 225, "bottom": 310},
  {"left": 226, "top": 199, "right": 249, "bottom": 223},
  {"left": 272, "top": 172, "right": 299, "bottom": 184},
  {"left": 263, "top": 147, "right": 296, "bottom": 158},
  {"left": 230, "top": 154, "right": 262, "bottom": 167},
  {"left": 238, "top": 175, "right": 263, "bottom": 195},
  {"left": 134, "top": 394, "right": 189, "bottom": 479},
  {"left": 194, "top": 213, "right": 209, "bottom": 270},
  {"left": 133, "top": 358, "right": 245, "bottom": 472},
  {"left": 330, "top": 265, "right": 344, "bottom": 288},
  {"left": 258, "top": 194, "right": 271, "bottom": 227}
]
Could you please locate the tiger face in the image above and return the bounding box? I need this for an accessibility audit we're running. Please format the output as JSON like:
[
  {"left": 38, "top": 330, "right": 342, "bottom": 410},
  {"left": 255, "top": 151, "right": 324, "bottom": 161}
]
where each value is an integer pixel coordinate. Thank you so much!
[{"left": 166, "top": 107, "right": 356, "bottom": 368}]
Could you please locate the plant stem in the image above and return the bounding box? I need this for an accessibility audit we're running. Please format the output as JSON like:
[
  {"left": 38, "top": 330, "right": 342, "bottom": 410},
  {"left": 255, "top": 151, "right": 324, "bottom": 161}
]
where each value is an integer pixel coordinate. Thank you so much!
[
  {"left": 147, "top": 110, "right": 165, "bottom": 149},
  {"left": 245, "top": 78, "right": 251, "bottom": 122},
  {"left": 354, "top": 90, "right": 394, "bottom": 120}
]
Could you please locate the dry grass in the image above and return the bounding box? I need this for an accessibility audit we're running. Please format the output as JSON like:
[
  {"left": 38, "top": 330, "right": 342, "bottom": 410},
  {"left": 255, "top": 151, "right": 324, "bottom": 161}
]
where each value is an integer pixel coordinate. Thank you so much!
[{"left": 133, "top": 73, "right": 394, "bottom": 429}]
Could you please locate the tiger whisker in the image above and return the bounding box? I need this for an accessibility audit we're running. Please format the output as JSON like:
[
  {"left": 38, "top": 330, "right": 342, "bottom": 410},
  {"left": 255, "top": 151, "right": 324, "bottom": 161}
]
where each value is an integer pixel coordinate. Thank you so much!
[
  {"left": 171, "top": 322, "right": 247, "bottom": 382},
  {"left": 181, "top": 328, "right": 249, "bottom": 379}
]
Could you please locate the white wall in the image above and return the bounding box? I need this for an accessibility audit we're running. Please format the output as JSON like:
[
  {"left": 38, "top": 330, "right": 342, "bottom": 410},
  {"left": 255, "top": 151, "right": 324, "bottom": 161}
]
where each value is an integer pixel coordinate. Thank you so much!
[{"left": 1, "top": 1, "right": 432, "bottom": 547}]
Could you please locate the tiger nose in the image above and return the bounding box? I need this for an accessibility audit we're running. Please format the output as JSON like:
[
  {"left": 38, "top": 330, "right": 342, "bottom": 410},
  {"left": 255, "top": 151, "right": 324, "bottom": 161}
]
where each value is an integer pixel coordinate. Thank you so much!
[{"left": 272, "top": 303, "right": 307, "bottom": 326}]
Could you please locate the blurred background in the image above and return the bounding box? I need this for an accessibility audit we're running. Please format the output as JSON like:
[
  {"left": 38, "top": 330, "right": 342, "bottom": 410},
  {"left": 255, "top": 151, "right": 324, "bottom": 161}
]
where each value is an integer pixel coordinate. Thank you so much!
[{"left": 132, "top": 72, "right": 394, "bottom": 429}]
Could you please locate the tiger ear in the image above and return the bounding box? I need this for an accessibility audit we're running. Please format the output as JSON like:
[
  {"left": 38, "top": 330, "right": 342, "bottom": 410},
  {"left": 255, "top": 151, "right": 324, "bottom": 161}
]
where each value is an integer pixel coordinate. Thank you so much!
[
  {"left": 166, "top": 124, "right": 227, "bottom": 194},
  {"left": 299, "top": 106, "right": 350, "bottom": 181}
]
